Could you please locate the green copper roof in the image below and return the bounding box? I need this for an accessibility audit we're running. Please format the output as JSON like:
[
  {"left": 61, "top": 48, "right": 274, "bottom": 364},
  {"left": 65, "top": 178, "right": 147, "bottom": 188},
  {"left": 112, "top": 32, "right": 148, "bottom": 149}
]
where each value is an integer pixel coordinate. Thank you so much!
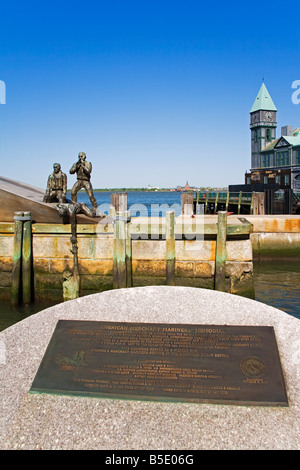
[
  {"left": 281, "top": 134, "right": 300, "bottom": 147},
  {"left": 250, "top": 83, "right": 277, "bottom": 113},
  {"left": 261, "top": 138, "right": 280, "bottom": 152},
  {"left": 261, "top": 134, "right": 300, "bottom": 152}
]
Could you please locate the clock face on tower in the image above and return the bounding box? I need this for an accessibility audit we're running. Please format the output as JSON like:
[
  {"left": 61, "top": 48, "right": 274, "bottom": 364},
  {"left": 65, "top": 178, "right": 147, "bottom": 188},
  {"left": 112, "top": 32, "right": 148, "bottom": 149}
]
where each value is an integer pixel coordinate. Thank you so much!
[{"left": 264, "top": 111, "right": 273, "bottom": 121}]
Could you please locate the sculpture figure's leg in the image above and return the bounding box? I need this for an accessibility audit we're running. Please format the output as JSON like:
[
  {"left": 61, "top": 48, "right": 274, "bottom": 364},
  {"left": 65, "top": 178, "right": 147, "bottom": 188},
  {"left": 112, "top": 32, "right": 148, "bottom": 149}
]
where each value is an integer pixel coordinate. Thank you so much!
[{"left": 71, "top": 181, "right": 82, "bottom": 203}]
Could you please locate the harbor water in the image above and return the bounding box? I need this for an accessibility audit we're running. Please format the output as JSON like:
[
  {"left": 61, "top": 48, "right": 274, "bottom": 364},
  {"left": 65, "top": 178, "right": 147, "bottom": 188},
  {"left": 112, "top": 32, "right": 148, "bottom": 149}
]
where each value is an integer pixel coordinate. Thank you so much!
[{"left": 0, "top": 191, "right": 299, "bottom": 331}]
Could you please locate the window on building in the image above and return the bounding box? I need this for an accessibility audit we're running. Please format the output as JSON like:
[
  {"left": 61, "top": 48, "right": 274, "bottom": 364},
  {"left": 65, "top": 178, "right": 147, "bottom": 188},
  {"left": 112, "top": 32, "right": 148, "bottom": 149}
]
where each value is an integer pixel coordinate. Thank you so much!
[
  {"left": 266, "top": 128, "right": 272, "bottom": 142},
  {"left": 261, "top": 154, "right": 271, "bottom": 167},
  {"left": 296, "top": 151, "right": 300, "bottom": 165},
  {"left": 284, "top": 174, "right": 289, "bottom": 185},
  {"left": 284, "top": 152, "right": 289, "bottom": 165},
  {"left": 276, "top": 175, "right": 281, "bottom": 184},
  {"left": 275, "top": 151, "right": 289, "bottom": 166},
  {"left": 264, "top": 176, "right": 268, "bottom": 184}
]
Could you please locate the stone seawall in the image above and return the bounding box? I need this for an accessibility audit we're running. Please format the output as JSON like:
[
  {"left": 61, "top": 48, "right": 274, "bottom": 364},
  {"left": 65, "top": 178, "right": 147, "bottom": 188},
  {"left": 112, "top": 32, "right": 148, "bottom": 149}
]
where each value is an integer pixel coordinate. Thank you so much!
[
  {"left": 246, "top": 215, "right": 300, "bottom": 260},
  {"left": 2, "top": 214, "right": 300, "bottom": 303},
  {"left": 0, "top": 216, "right": 254, "bottom": 301}
]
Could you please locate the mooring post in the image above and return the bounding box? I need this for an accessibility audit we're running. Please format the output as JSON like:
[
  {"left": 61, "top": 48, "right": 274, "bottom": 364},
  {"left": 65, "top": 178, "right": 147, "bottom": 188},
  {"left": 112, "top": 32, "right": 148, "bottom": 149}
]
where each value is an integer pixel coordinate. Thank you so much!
[
  {"left": 124, "top": 210, "right": 132, "bottom": 287},
  {"left": 111, "top": 192, "right": 128, "bottom": 213},
  {"left": 225, "top": 191, "right": 229, "bottom": 212},
  {"left": 11, "top": 212, "right": 24, "bottom": 306},
  {"left": 196, "top": 190, "right": 199, "bottom": 214},
  {"left": 238, "top": 191, "right": 242, "bottom": 215},
  {"left": 253, "top": 192, "right": 265, "bottom": 215},
  {"left": 264, "top": 189, "right": 274, "bottom": 214},
  {"left": 166, "top": 210, "right": 175, "bottom": 286},
  {"left": 214, "top": 192, "right": 219, "bottom": 214},
  {"left": 113, "top": 211, "right": 127, "bottom": 289},
  {"left": 215, "top": 211, "right": 227, "bottom": 292},
  {"left": 284, "top": 189, "right": 292, "bottom": 214},
  {"left": 181, "top": 193, "right": 193, "bottom": 215},
  {"left": 22, "top": 211, "right": 33, "bottom": 305},
  {"left": 109, "top": 205, "right": 115, "bottom": 219}
]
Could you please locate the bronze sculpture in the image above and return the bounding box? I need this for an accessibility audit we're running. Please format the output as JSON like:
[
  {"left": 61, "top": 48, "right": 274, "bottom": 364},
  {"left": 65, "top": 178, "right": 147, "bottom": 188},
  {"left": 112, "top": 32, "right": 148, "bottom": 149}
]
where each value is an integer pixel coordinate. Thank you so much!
[
  {"left": 62, "top": 269, "right": 79, "bottom": 301},
  {"left": 43, "top": 163, "right": 67, "bottom": 203},
  {"left": 69, "top": 152, "right": 97, "bottom": 209},
  {"left": 56, "top": 202, "right": 105, "bottom": 300}
]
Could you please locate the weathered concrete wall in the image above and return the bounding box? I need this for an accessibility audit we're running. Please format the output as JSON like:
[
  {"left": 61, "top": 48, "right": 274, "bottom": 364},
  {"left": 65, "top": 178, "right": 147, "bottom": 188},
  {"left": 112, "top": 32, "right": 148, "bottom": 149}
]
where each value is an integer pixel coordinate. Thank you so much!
[
  {"left": 245, "top": 215, "right": 300, "bottom": 259},
  {"left": 2, "top": 214, "right": 300, "bottom": 303},
  {"left": 131, "top": 238, "right": 253, "bottom": 294},
  {"left": 0, "top": 221, "right": 253, "bottom": 301}
]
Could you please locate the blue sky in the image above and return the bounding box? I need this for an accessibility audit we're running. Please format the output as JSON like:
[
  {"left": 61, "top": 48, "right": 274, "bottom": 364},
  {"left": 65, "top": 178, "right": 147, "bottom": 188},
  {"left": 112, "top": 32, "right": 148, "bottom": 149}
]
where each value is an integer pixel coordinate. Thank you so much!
[{"left": 1, "top": 0, "right": 300, "bottom": 189}]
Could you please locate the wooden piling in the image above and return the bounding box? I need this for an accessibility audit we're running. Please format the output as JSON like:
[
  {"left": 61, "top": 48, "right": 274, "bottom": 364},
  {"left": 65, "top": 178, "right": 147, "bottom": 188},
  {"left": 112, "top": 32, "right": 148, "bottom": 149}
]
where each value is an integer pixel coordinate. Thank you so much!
[
  {"left": 238, "top": 192, "right": 242, "bottom": 215},
  {"left": 214, "top": 192, "right": 219, "bottom": 214},
  {"left": 181, "top": 193, "right": 193, "bottom": 215},
  {"left": 225, "top": 192, "right": 229, "bottom": 212},
  {"left": 284, "top": 189, "right": 292, "bottom": 214},
  {"left": 196, "top": 190, "right": 199, "bottom": 214},
  {"left": 22, "top": 211, "right": 33, "bottom": 304},
  {"left": 252, "top": 193, "right": 265, "bottom": 215},
  {"left": 264, "top": 189, "right": 274, "bottom": 214},
  {"left": 205, "top": 195, "right": 208, "bottom": 214},
  {"left": 125, "top": 210, "right": 132, "bottom": 288},
  {"left": 215, "top": 211, "right": 227, "bottom": 292},
  {"left": 166, "top": 211, "right": 175, "bottom": 286},
  {"left": 113, "top": 211, "right": 127, "bottom": 289},
  {"left": 11, "top": 212, "right": 24, "bottom": 306},
  {"left": 111, "top": 192, "right": 128, "bottom": 213}
]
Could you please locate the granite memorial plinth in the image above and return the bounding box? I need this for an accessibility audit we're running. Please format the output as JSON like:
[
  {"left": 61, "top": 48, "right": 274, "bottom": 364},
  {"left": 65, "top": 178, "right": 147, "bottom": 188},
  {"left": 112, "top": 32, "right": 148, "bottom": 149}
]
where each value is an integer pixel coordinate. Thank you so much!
[{"left": 1, "top": 286, "right": 299, "bottom": 450}]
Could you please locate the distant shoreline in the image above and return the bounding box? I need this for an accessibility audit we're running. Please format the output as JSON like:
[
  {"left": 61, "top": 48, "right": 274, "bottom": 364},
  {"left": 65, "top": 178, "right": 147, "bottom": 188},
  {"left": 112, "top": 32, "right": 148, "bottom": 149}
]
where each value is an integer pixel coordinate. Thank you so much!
[
  {"left": 66, "top": 188, "right": 227, "bottom": 192},
  {"left": 66, "top": 188, "right": 176, "bottom": 192},
  {"left": 93, "top": 188, "right": 176, "bottom": 192}
]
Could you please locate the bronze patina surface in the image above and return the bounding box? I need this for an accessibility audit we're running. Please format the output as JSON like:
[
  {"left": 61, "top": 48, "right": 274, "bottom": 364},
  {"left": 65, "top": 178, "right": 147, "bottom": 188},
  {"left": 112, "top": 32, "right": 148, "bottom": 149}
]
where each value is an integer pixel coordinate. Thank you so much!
[
  {"left": 30, "top": 320, "right": 288, "bottom": 406},
  {"left": 69, "top": 152, "right": 97, "bottom": 209}
]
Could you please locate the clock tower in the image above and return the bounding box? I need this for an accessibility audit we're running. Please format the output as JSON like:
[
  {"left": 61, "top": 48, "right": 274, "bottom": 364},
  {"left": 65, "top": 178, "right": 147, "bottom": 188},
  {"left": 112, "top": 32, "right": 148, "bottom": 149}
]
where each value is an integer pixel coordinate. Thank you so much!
[{"left": 250, "top": 82, "right": 277, "bottom": 169}]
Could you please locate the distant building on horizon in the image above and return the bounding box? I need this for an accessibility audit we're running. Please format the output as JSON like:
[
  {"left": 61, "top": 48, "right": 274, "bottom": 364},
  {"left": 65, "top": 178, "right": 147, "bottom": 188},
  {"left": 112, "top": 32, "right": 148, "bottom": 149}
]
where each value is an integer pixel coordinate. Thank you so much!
[
  {"left": 245, "top": 82, "right": 300, "bottom": 191},
  {"left": 176, "top": 181, "right": 198, "bottom": 192}
]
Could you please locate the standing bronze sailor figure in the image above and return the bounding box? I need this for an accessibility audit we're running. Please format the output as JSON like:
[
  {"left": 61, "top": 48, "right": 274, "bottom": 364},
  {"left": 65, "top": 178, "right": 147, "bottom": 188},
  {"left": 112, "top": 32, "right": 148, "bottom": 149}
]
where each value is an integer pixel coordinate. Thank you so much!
[
  {"left": 69, "top": 152, "right": 97, "bottom": 209},
  {"left": 43, "top": 163, "right": 67, "bottom": 203}
]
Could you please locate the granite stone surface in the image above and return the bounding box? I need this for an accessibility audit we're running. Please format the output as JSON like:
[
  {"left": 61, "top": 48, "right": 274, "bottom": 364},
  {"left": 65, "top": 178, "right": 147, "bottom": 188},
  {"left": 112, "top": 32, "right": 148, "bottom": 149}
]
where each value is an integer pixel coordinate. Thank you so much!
[{"left": 1, "top": 286, "right": 299, "bottom": 450}]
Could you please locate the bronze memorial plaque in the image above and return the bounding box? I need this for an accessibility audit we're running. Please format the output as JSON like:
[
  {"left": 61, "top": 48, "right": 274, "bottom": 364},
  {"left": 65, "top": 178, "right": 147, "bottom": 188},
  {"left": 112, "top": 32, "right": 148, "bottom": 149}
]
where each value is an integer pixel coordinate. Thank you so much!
[{"left": 30, "top": 320, "right": 288, "bottom": 406}]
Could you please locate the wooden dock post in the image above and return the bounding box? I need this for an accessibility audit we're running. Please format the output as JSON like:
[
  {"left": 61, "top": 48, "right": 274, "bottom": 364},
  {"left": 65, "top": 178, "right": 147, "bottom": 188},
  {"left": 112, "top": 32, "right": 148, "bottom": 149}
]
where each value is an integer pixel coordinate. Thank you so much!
[
  {"left": 205, "top": 195, "right": 208, "bottom": 214},
  {"left": 252, "top": 193, "right": 265, "bottom": 215},
  {"left": 225, "top": 192, "right": 229, "bottom": 212},
  {"left": 11, "top": 212, "right": 24, "bottom": 306},
  {"left": 214, "top": 192, "right": 219, "bottom": 214},
  {"left": 238, "top": 192, "right": 242, "bottom": 215},
  {"left": 264, "top": 189, "right": 274, "bottom": 214},
  {"left": 125, "top": 210, "right": 132, "bottom": 288},
  {"left": 181, "top": 193, "right": 193, "bottom": 215},
  {"left": 215, "top": 211, "right": 227, "bottom": 292},
  {"left": 111, "top": 192, "right": 128, "bottom": 213},
  {"left": 284, "top": 189, "right": 292, "bottom": 214},
  {"left": 196, "top": 190, "right": 199, "bottom": 214},
  {"left": 113, "top": 211, "right": 127, "bottom": 289},
  {"left": 166, "top": 211, "right": 175, "bottom": 286},
  {"left": 22, "top": 211, "right": 33, "bottom": 305}
]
